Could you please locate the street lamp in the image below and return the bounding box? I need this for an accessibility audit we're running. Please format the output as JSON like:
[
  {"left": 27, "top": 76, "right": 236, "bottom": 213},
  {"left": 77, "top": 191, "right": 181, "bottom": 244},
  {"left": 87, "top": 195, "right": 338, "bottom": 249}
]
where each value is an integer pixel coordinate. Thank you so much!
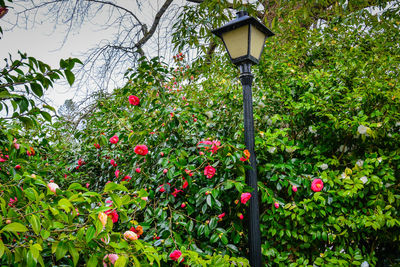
[{"left": 212, "top": 10, "right": 274, "bottom": 267}]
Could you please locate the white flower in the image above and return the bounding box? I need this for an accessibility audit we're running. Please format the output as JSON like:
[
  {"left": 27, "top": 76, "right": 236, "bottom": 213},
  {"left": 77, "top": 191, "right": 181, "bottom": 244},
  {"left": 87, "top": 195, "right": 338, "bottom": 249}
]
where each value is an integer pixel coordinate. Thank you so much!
[
  {"left": 205, "top": 111, "right": 213, "bottom": 119},
  {"left": 356, "top": 160, "right": 364, "bottom": 167},
  {"left": 357, "top": 125, "right": 368, "bottom": 135},
  {"left": 309, "top": 126, "right": 317, "bottom": 134},
  {"left": 320, "top": 163, "right": 328, "bottom": 170},
  {"left": 360, "top": 261, "right": 369, "bottom": 267},
  {"left": 268, "top": 147, "right": 276, "bottom": 154},
  {"left": 377, "top": 157, "right": 382, "bottom": 163},
  {"left": 341, "top": 172, "right": 348, "bottom": 179},
  {"left": 339, "top": 145, "right": 348, "bottom": 152},
  {"left": 360, "top": 176, "right": 368, "bottom": 184}
]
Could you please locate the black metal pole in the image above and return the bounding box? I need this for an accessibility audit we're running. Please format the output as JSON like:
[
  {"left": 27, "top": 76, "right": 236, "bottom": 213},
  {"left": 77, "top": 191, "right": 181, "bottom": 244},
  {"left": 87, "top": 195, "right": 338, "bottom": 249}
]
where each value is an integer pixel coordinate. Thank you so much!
[{"left": 239, "top": 62, "right": 261, "bottom": 267}]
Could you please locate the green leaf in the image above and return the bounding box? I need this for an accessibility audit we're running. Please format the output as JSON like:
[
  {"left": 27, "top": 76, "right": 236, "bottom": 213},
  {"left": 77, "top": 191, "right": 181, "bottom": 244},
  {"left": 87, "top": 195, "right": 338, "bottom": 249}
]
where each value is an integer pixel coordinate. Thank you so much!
[
  {"left": 87, "top": 255, "right": 98, "bottom": 267},
  {"left": 115, "top": 255, "right": 127, "bottom": 267},
  {"left": 55, "top": 241, "right": 68, "bottom": 261},
  {"left": 40, "top": 111, "right": 52, "bottom": 122},
  {"left": 86, "top": 226, "right": 96, "bottom": 243},
  {"left": 64, "top": 69, "right": 75, "bottom": 86},
  {"left": 30, "top": 83, "right": 43, "bottom": 97},
  {"left": 68, "top": 243, "right": 79, "bottom": 267},
  {"left": 29, "top": 214, "right": 41, "bottom": 235},
  {"left": 58, "top": 198, "right": 73, "bottom": 212},
  {"left": 1, "top": 222, "right": 28, "bottom": 233}
]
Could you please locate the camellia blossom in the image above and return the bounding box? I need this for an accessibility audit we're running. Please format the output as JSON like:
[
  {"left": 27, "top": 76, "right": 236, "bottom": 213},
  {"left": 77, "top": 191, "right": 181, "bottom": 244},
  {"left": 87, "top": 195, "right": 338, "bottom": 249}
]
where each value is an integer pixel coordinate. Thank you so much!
[
  {"left": 78, "top": 159, "right": 84, "bottom": 166},
  {"left": 13, "top": 138, "right": 20, "bottom": 150},
  {"left": 357, "top": 125, "right": 368, "bottom": 135},
  {"left": 182, "top": 179, "right": 188, "bottom": 189},
  {"left": 197, "top": 140, "right": 221, "bottom": 154},
  {"left": 103, "top": 254, "right": 119, "bottom": 267},
  {"left": 181, "top": 203, "right": 186, "bottom": 208},
  {"left": 241, "top": 193, "right": 251, "bottom": 204},
  {"left": 134, "top": 145, "right": 148, "bottom": 156},
  {"left": 109, "top": 135, "right": 119, "bottom": 144},
  {"left": 105, "top": 210, "right": 119, "bottom": 223},
  {"left": 128, "top": 95, "right": 140, "bottom": 106},
  {"left": 204, "top": 165, "right": 216, "bottom": 179},
  {"left": 360, "top": 176, "right": 368, "bottom": 184},
  {"left": 169, "top": 250, "right": 184, "bottom": 262},
  {"left": 130, "top": 225, "right": 143, "bottom": 237},
  {"left": 292, "top": 185, "right": 298, "bottom": 192},
  {"left": 311, "top": 179, "right": 324, "bottom": 192},
  {"left": 122, "top": 176, "right": 131, "bottom": 182},
  {"left": 238, "top": 213, "right": 244, "bottom": 220},
  {"left": 274, "top": 202, "right": 279, "bottom": 209},
  {"left": 124, "top": 230, "right": 138, "bottom": 241},
  {"left": 135, "top": 168, "right": 141, "bottom": 173},
  {"left": 15, "top": 165, "right": 21, "bottom": 170},
  {"left": 218, "top": 212, "right": 225, "bottom": 220},
  {"left": 47, "top": 182, "right": 59, "bottom": 194},
  {"left": 171, "top": 188, "right": 183, "bottom": 197},
  {"left": 110, "top": 159, "right": 117, "bottom": 167},
  {"left": 94, "top": 143, "right": 101, "bottom": 149},
  {"left": 8, "top": 197, "right": 17, "bottom": 207},
  {"left": 115, "top": 170, "right": 120, "bottom": 178},
  {"left": 240, "top": 149, "right": 251, "bottom": 161},
  {"left": 98, "top": 212, "right": 108, "bottom": 227},
  {"left": 319, "top": 163, "right": 328, "bottom": 170},
  {"left": 141, "top": 197, "right": 148, "bottom": 201}
]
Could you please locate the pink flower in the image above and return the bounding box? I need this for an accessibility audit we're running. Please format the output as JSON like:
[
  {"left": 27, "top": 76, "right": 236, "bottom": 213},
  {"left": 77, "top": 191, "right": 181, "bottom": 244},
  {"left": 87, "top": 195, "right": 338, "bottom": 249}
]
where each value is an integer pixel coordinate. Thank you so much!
[
  {"left": 8, "top": 197, "right": 17, "bottom": 207},
  {"left": 141, "top": 196, "right": 148, "bottom": 201},
  {"left": 110, "top": 159, "right": 117, "bottom": 167},
  {"left": 0, "top": 157, "right": 6, "bottom": 162},
  {"left": 181, "top": 203, "right": 186, "bottom": 208},
  {"left": 128, "top": 95, "right": 140, "bottom": 106},
  {"left": 182, "top": 179, "right": 188, "bottom": 189},
  {"left": 13, "top": 138, "right": 20, "bottom": 150},
  {"left": 105, "top": 210, "right": 119, "bottom": 223},
  {"left": 171, "top": 188, "right": 183, "bottom": 197},
  {"left": 122, "top": 176, "right": 131, "bottom": 182},
  {"left": 98, "top": 212, "right": 108, "bottom": 227},
  {"left": 115, "top": 170, "right": 120, "bottom": 178},
  {"left": 292, "top": 185, "right": 298, "bottom": 192},
  {"left": 109, "top": 135, "right": 119, "bottom": 144},
  {"left": 204, "top": 165, "right": 216, "bottom": 179},
  {"left": 274, "top": 202, "right": 279, "bottom": 209},
  {"left": 47, "top": 182, "right": 59, "bottom": 194},
  {"left": 169, "top": 250, "right": 184, "bottom": 262},
  {"left": 94, "top": 143, "right": 101, "bottom": 149},
  {"left": 15, "top": 165, "right": 21, "bottom": 170},
  {"left": 184, "top": 169, "right": 193, "bottom": 177},
  {"left": 134, "top": 145, "right": 148, "bottom": 156},
  {"left": 103, "top": 254, "right": 119, "bottom": 267},
  {"left": 86, "top": 183, "right": 90, "bottom": 188},
  {"left": 218, "top": 212, "right": 225, "bottom": 219},
  {"left": 311, "top": 179, "right": 324, "bottom": 192},
  {"left": 163, "top": 169, "right": 168, "bottom": 174},
  {"left": 240, "top": 193, "right": 251, "bottom": 204},
  {"left": 160, "top": 152, "right": 164, "bottom": 156},
  {"left": 238, "top": 213, "right": 244, "bottom": 220},
  {"left": 124, "top": 230, "right": 138, "bottom": 241},
  {"left": 135, "top": 168, "right": 141, "bottom": 173}
]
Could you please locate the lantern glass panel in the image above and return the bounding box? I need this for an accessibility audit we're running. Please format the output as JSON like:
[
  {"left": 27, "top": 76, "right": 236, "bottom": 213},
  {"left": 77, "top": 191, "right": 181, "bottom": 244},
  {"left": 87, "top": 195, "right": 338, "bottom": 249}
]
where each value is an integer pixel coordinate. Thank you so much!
[
  {"left": 250, "top": 25, "right": 266, "bottom": 60},
  {"left": 222, "top": 25, "right": 249, "bottom": 60}
]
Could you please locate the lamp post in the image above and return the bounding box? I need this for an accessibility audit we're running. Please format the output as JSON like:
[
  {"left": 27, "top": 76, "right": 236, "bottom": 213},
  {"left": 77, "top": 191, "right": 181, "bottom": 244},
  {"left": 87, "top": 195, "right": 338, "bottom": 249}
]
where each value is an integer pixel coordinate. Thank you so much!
[{"left": 212, "top": 10, "right": 274, "bottom": 267}]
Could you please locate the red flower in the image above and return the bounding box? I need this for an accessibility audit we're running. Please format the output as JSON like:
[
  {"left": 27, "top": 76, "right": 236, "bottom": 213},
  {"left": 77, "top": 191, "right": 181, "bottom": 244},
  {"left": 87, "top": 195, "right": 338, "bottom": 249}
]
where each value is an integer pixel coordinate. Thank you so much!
[
  {"left": 311, "top": 179, "right": 324, "bottom": 192},
  {"left": 204, "top": 165, "right": 216, "bottom": 179},
  {"left": 184, "top": 169, "right": 193, "bottom": 177},
  {"left": 218, "top": 212, "right": 225, "bottom": 219},
  {"left": 27, "top": 147, "right": 35, "bottom": 156},
  {"left": 8, "top": 197, "right": 17, "bottom": 207},
  {"left": 78, "top": 159, "right": 84, "bottom": 166},
  {"left": 292, "top": 185, "right": 298, "bottom": 192},
  {"left": 182, "top": 179, "right": 188, "bottom": 189},
  {"left": 171, "top": 188, "right": 183, "bottom": 197},
  {"left": 109, "top": 135, "right": 119, "bottom": 144},
  {"left": 15, "top": 165, "right": 21, "bottom": 170},
  {"left": 105, "top": 210, "right": 119, "bottom": 223},
  {"left": 135, "top": 168, "right": 141, "bottom": 173},
  {"left": 128, "top": 95, "right": 140, "bottom": 106},
  {"left": 169, "top": 250, "right": 184, "bottom": 262},
  {"left": 115, "top": 170, "right": 120, "bottom": 178},
  {"left": 94, "top": 143, "right": 101, "bottom": 149},
  {"left": 134, "top": 145, "right": 148, "bottom": 156},
  {"left": 238, "top": 213, "right": 244, "bottom": 220},
  {"left": 181, "top": 203, "right": 186, "bottom": 208},
  {"left": 122, "top": 176, "right": 131, "bottom": 182},
  {"left": 274, "top": 202, "right": 279, "bottom": 209},
  {"left": 110, "top": 159, "right": 117, "bottom": 167},
  {"left": 159, "top": 186, "right": 166, "bottom": 193},
  {"left": 240, "top": 193, "right": 251, "bottom": 204}
]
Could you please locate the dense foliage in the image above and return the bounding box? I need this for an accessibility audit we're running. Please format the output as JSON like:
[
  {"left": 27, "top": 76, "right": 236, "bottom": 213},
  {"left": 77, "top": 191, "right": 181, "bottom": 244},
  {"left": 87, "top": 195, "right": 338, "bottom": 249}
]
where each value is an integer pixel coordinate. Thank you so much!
[{"left": 1, "top": 0, "right": 400, "bottom": 266}]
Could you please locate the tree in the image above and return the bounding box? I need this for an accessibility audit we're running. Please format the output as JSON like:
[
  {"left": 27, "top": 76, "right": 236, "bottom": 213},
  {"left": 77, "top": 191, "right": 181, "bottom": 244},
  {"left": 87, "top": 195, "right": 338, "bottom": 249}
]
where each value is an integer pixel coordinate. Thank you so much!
[{"left": 3, "top": 0, "right": 395, "bottom": 107}]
